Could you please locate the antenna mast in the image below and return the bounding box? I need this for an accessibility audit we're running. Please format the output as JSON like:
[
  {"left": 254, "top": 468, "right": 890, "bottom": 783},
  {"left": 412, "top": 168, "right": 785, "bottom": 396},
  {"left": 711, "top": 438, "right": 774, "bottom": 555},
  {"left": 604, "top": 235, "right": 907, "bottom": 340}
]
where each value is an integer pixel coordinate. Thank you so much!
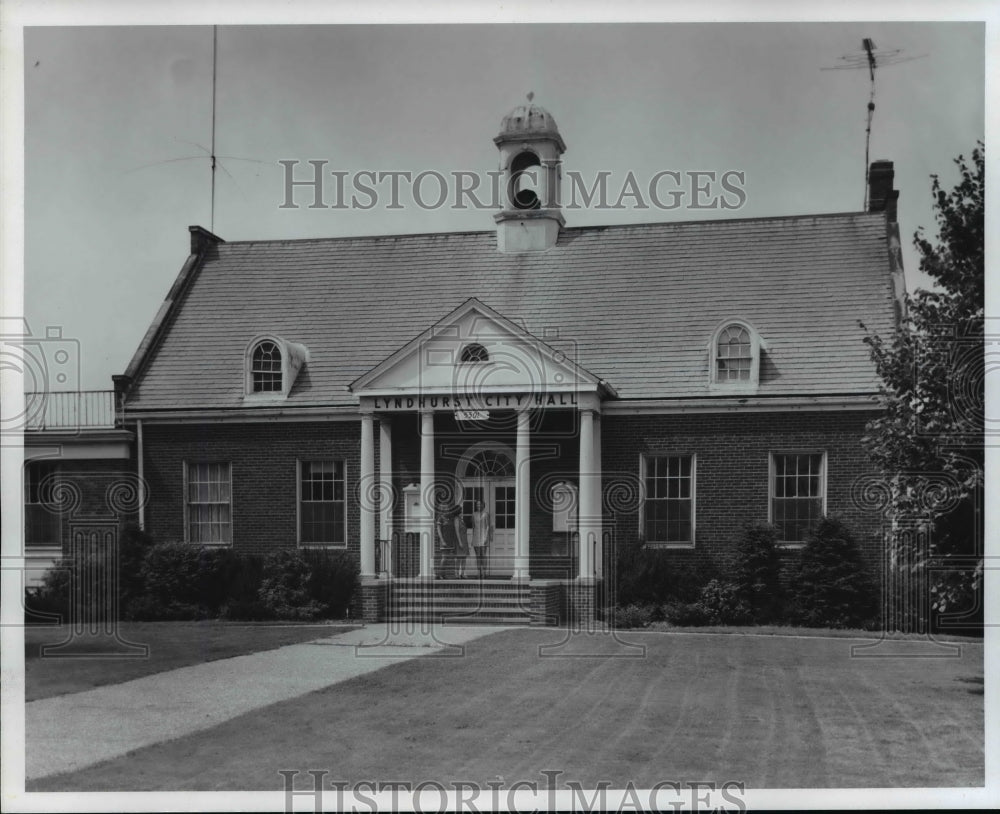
[
  {"left": 210, "top": 25, "right": 218, "bottom": 232},
  {"left": 823, "top": 38, "right": 925, "bottom": 209},
  {"left": 862, "top": 38, "right": 876, "bottom": 210}
]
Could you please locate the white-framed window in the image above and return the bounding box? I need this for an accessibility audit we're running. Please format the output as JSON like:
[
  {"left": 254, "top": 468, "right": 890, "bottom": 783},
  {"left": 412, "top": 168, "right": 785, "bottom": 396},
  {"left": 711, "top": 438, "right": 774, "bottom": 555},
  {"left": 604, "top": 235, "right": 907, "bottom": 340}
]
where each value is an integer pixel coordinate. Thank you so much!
[
  {"left": 244, "top": 335, "right": 310, "bottom": 400},
  {"left": 250, "top": 340, "right": 283, "bottom": 392},
  {"left": 184, "top": 462, "right": 232, "bottom": 544},
  {"left": 769, "top": 452, "right": 826, "bottom": 545},
  {"left": 640, "top": 454, "right": 696, "bottom": 546},
  {"left": 708, "top": 320, "right": 763, "bottom": 389},
  {"left": 24, "top": 460, "right": 61, "bottom": 547},
  {"left": 298, "top": 460, "right": 347, "bottom": 546}
]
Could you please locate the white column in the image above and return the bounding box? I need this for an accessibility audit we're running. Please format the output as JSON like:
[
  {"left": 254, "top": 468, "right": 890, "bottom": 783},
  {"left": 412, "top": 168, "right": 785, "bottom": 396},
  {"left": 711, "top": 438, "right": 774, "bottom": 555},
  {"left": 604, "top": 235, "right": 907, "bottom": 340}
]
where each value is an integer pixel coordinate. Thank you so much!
[
  {"left": 578, "top": 408, "right": 596, "bottom": 579},
  {"left": 515, "top": 407, "right": 531, "bottom": 579},
  {"left": 593, "top": 413, "right": 603, "bottom": 578},
  {"left": 378, "top": 419, "right": 393, "bottom": 577},
  {"left": 419, "top": 409, "right": 435, "bottom": 578},
  {"left": 359, "top": 411, "right": 376, "bottom": 579}
]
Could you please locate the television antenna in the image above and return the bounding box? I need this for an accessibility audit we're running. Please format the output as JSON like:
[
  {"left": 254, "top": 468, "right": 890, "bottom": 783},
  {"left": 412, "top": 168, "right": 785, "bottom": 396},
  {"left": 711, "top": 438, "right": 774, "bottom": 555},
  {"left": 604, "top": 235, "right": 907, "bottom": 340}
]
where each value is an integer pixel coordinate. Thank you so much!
[
  {"left": 125, "top": 26, "right": 272, "bottom": 231},
  {"left": 822, "top": 38, "right": 926, "bottom": 208}
]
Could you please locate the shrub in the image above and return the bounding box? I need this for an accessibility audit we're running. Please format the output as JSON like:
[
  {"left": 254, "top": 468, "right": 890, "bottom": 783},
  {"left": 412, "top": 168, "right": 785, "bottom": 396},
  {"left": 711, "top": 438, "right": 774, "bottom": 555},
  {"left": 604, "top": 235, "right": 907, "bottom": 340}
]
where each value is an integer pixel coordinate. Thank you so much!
[
  {"left": 25, "top": 561, "right": 74, "bottom": 623},
  {"left": 660, "top": 601, "right": 710, "bottom": 627},
  {"left": 791, "top": 517, "right": 877, "bottom": 629},
  {"left": 118, "top": 524, "right": 155, "bottom": 608},
  {"left": 614, "top": 535, "right": 715, "bottom": 606},
  {"left": 219, "top": 554, "right": 270, "bottom": 620},
  {"left": 258, "top": 550, "right": 324, "bottom": 620},
  {"left": 698, "top": 579, "right": 753, "bottom": 625},
  {"left": 131, "top": 540, "right": 249, "bottom": 620},
  {"left": 611, "top": 604, "right": 654, "bottom": 629},
  {"left": 302, "top": 548, "right": 359, "bottom": 619},
  {"left": 139, "top": 541, "right": 204, "bottom": 607},
  {"left": 25, "top": 525, "right": 155, "bottom": 625},
  {"left": 731, "top": 523, "right": 784, "bottom": 623}
]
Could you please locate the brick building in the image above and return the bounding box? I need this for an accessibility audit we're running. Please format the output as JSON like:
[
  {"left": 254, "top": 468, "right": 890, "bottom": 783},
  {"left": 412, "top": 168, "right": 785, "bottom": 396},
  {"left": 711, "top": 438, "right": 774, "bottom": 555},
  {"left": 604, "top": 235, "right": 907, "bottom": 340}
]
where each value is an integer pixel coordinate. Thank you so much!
[{"left": 111, "top": 101, "right": 904, "bottom": 623}]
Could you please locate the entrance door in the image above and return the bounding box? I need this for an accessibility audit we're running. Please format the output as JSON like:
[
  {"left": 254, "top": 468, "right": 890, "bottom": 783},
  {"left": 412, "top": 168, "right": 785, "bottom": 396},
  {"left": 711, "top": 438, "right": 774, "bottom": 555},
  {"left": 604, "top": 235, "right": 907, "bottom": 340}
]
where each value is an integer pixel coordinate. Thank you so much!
[{"left": 461, "top": 479, "right": 516, "bottom": 577}]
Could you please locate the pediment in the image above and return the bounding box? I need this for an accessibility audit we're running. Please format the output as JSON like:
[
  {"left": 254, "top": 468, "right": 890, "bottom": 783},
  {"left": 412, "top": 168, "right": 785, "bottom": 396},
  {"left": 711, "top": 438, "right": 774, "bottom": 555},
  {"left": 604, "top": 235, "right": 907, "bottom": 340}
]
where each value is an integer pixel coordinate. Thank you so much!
[{"left": 350, "top": 298, "right": 614, "bottom": 399}]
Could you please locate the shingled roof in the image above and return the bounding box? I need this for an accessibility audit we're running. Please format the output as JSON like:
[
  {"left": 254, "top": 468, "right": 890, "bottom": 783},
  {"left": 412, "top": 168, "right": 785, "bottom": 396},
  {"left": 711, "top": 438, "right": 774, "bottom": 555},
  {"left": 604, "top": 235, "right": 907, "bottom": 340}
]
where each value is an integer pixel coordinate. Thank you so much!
[{"left": 124, "top": 211, "right": 898, "bottom": 412}]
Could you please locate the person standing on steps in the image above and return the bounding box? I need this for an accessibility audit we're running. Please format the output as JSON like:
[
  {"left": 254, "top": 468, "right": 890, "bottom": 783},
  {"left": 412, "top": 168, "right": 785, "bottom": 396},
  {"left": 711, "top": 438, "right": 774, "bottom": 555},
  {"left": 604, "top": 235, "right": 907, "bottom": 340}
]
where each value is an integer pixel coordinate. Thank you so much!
[
  {"left": 454, "top": 507, "right": 470, "bottom": 578},
  {"left": 470, "top": 499, "right": 493, "bottom": 580},
  {"left": 434, "top": 500, "right": 461, "bottom": 579}
]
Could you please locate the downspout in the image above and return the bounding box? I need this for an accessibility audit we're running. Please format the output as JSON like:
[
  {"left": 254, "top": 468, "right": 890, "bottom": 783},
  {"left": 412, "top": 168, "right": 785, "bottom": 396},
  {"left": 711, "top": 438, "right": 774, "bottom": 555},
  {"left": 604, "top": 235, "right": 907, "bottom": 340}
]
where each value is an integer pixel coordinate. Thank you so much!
[{"left": 136, "top": 419, "right": 145, "bottom": 531}]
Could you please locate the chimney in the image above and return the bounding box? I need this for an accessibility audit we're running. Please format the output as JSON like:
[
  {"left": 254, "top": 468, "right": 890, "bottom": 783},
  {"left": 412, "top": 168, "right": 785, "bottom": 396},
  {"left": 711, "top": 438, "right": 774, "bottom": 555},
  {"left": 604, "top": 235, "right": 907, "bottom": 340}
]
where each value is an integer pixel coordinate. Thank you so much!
[
  {"left": 867, "top": 160, "right": 898, "bottom": 222},
  {"left": 189, "top": 225, "right": 225, "bottom": 256}
]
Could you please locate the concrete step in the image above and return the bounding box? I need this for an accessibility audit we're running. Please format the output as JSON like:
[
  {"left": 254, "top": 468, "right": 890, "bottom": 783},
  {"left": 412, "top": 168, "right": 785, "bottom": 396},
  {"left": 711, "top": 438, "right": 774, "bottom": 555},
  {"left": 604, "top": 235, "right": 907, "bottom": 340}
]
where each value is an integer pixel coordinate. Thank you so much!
[
  {"left": 393, "top": 590, "right": 530, "bottom": 599},
  {"left": 391, "top": 612, "right": 531, "bottom": 624},
  {"left": 388, "top": 578, "right": 537, "bottom": 625}
]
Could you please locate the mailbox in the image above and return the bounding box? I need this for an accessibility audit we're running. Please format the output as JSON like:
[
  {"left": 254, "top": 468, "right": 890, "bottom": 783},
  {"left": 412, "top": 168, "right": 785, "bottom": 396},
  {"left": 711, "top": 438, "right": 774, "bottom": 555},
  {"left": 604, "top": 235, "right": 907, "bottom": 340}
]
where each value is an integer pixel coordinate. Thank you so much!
[{"left": 402, "top": 483, "right": 425, "bottom": 534}]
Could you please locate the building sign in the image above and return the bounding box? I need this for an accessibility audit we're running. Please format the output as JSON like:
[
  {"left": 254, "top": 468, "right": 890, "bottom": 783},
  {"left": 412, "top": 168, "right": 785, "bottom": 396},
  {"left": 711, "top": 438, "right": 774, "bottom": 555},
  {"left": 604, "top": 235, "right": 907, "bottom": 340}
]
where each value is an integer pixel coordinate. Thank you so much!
[
  {"left": 455, "top": 410, "right": 490, "bottom": 422},
  {"left": 369, "top": 392, "right": 579, "bottom": 411}
]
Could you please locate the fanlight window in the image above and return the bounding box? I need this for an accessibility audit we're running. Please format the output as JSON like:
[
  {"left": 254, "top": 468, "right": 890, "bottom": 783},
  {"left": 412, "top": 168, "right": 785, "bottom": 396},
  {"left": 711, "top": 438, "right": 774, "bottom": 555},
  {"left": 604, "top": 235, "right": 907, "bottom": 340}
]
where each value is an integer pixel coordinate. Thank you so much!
[
  {"left": 251, "top": 341, "right": 283, "bottom": 392},
  {"left": 466, "top": 450, "right": 514, "bottom": 479},
  {"left": 715, "top": 324, "right": 752, "bottom": 382},
  {"left": 460, "top": 343, "right": 489, "bottom": 363}
]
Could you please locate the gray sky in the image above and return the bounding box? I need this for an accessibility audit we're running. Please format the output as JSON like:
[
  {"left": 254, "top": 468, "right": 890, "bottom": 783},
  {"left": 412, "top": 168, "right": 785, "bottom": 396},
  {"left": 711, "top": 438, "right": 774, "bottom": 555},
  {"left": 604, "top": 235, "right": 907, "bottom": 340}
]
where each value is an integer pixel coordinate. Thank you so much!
[{"left": 22, "top": 19, "right": 985, "bottom": 390}]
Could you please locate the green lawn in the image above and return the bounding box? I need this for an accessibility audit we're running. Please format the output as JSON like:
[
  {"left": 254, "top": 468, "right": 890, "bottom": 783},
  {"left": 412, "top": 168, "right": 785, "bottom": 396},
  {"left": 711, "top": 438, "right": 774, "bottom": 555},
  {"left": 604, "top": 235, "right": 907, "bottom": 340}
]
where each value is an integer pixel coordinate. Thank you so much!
[
  {"left": 30, "top": 627, "right": 984, "bottom": 790},
  {"left": 25, "top": 621, "right": 358, "bottom": 701}
]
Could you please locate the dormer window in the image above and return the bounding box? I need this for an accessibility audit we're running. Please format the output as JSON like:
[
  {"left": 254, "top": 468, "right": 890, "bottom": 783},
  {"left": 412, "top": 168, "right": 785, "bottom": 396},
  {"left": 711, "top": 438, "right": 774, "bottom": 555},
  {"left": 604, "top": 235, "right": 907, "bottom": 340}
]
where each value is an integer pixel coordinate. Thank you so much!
[
  {"left": 716, "top": 325, "right": 752, "bottom": 381},
  {"left": 709, "top": 320, "right": 763, "bottom": 389},
  {"left": 460, "top": 343, "right": 489, "bottom": 363},
  {"left": 244, "top": 335, "right": 309, "bottom": 400},
  {"left": 251, "top": 341, "right": 283, "bottom": 392}
]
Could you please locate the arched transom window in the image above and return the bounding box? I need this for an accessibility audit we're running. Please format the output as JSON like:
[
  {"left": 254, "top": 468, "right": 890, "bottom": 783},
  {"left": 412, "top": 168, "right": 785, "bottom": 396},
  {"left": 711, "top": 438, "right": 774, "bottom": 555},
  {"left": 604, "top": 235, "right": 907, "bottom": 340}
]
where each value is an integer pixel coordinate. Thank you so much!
[
  {"left": 251, "top": 341, "right": 283, "bottom": 392},
  {"left": 715, "top": 324, "right": 752, "bottom": 382},
  {"left": 466, "top": 449, "right": 514, "bottom": 479}
]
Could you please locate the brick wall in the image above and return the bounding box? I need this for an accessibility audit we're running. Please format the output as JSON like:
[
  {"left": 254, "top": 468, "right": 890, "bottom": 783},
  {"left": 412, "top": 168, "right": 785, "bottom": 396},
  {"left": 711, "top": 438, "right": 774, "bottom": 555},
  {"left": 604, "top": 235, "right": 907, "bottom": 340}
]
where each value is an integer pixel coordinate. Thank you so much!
[
  {"left": 601, "top": 409, "right": 885, "bottom": 575},
  {"left": 142, "top": 421, "right": 361, "bottom": 557},
  {"left": 139, "top": 408, "right": 884, "bottom": 579}
]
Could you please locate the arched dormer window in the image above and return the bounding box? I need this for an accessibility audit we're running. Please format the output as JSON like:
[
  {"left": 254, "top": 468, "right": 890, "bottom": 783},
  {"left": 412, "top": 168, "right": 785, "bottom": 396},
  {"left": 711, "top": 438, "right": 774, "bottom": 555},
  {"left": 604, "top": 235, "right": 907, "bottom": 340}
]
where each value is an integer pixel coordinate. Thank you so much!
[
  {"left": 709, "top": 320, "right": 763, "bottom": 390},
  {"left": 251, "top": 341, "right": 282, "bottom": 392},
  {"left": 244, "top": 335, "right": 310, "bottom": 400},
  {"left": 460, "top": 343, "right": 489, "bottom": 363}
]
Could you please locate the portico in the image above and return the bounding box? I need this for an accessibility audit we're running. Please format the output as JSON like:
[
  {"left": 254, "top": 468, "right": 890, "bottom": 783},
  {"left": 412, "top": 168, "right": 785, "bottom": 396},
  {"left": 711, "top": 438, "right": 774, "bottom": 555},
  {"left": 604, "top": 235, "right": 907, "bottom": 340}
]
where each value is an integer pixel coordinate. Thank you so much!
[{"left": 349, "top": 298, "right": 614, "bottom": 621}]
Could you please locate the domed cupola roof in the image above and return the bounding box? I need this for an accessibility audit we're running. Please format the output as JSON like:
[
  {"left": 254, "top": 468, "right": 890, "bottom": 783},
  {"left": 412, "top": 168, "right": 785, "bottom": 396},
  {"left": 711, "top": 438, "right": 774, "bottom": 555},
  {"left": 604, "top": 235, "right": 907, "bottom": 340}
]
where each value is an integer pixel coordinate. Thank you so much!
[{"left": 495, "top": 93, "right": 566, "bottom": 151}]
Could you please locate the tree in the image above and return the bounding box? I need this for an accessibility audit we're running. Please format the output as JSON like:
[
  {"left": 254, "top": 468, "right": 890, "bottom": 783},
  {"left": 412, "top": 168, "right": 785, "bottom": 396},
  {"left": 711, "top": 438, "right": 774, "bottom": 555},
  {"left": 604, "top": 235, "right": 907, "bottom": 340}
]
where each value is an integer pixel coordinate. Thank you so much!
[{"left": 860, "top": 144, "right": 984, "bottom": 630}]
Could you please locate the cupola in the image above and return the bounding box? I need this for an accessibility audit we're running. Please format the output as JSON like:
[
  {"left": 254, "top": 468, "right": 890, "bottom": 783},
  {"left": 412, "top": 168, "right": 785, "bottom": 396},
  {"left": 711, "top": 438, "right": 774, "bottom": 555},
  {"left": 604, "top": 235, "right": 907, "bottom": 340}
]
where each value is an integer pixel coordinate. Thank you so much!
[{"left": 493, "top": 93, "right": 566, "bottom": 253}]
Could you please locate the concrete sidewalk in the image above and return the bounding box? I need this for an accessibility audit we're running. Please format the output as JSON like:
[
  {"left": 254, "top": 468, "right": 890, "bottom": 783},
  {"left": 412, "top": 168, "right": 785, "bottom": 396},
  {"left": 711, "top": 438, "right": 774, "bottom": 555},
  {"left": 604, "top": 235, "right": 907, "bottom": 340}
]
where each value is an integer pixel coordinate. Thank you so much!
[{"left": 27, "top": 623, "right": 510, "bottom": 781}]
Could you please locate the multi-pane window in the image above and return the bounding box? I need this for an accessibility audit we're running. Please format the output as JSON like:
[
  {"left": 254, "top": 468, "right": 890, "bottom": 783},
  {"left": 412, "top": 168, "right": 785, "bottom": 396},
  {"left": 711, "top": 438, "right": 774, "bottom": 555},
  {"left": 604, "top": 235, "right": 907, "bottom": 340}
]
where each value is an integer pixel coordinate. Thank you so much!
[
  {"left": 493, "top": 485, "right": 516, "bottom": 530},
  {"left": 186, "top": 462, "right": 232, "bottom": 544},
  {"left": 461, "top": 485, "right": 485, "bottom": 527},
  {"left": 24, "top": 461, "right": 60, "bottom": 547},
  {"left": 771, "top": 453, "right": 825, "bottom": 543},
  {"left": 466, "top": 450, "right": 513, "bottom": 478},
  {"left": 460, "top": 343, "right": 489, "bottom": 363},
  {"left": 716, "top": 324, "right": 752, "bottom": 381},
  {"left": 643, "top": 455, "right": 694, "bottom": 544},
  {"left": 299, "top": 460, "right": 346, "bottom": 545},
  {"left": 251, "top": 341, "right": 282, "bottom": 392}
]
